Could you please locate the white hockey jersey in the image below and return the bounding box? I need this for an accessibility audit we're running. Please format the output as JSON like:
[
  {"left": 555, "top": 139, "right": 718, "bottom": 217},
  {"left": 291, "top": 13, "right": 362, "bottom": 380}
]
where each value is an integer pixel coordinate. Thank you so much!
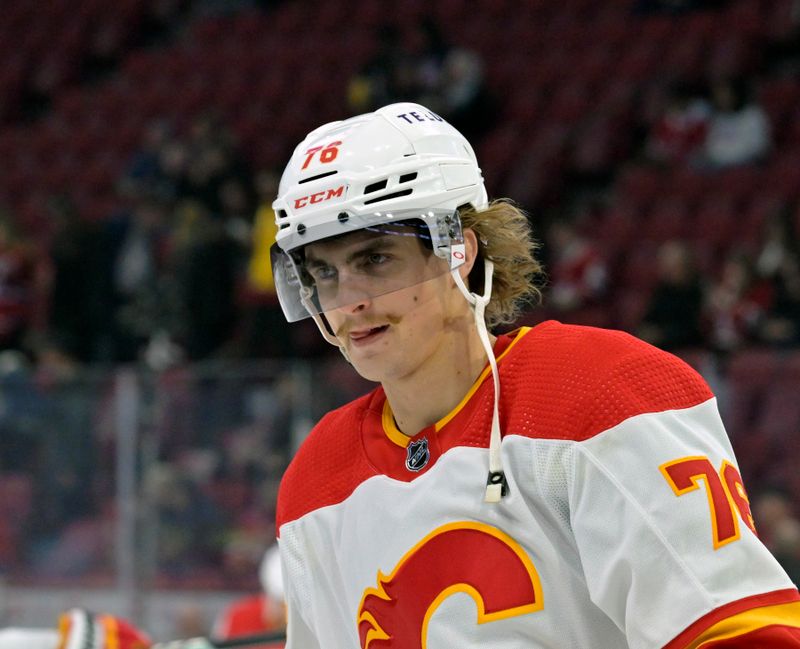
[{"left": 277, "top": 321, "right": 800, "bottom": 648}]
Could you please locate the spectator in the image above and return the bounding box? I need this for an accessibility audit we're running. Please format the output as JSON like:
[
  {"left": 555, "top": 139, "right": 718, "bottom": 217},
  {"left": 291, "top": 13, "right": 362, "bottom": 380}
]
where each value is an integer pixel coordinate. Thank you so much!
[
  {"left": 44, "top": 196, "right": 103, "bottom": 362},
  {"left": 0, "top": 209, "right": 38, "bottom": 354},
  {"left": 645, "top": 82, "right": 710, "bottom": 167},
  {"left": 213, "top": 543, "right": 285, "bottom": 644},
  {"left": 756, "top": 204, "right": 800, "bottom": 281},
  {"left": 95, "top": 197, "right": 173, "bottom": 363},
  {"left": 760, "top": 253, "right": 800, "bottom": 346},
  {"left": 705, "top": 252, "right": 771, "bottom": 352},
  {"left": 763, "top": 0, "right": 800, "bottom": 76},
  {"left": 754, "top": 491, "right": 800, "bottom": 585},
  {"left": 637, "top": 240, "right": 705, "bottom": 350},
  {"left": 172, "top": 200, "right": 240, "bottom": 361},
  {"left": 122, "top": 119, "right": 174, "bottom": 194},
  {"left": 546, "top": 219, "right": 608, "bottom": 313},
  {"left": 240, "top": 170, "right": 298, "bottom": 359},
  {"left": 407, "top": 18, "right": 450, "bottom": 105},
  {"left": 755, "top": 205, "right": 800, "bottom": 346},
  {"left": 702, "top": 77, "right": 771, "bottom": 169},
  {"left": 181, "top": 113, "right": 252, "bottom": 216},
  {"left": 347, "top": 25, "right": 405, "bottom": 113},
  {"left": 436, "top": 48, "right": 494, "bottom": 141}
]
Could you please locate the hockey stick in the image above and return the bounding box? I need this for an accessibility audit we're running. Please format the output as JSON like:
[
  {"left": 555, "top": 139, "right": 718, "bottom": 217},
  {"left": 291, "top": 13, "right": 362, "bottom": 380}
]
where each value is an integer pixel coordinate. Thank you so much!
[
  {"left": 152, "top": 630, "right": 287, "bottom": 649},
  {"left": 213, "top": 632, "right": 286, "bottom": 647}
]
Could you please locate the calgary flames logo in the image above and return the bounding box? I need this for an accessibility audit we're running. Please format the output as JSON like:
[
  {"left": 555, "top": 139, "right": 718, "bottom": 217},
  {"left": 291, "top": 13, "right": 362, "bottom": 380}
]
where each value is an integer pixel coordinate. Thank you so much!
[{"left": 357, "top": 522, "right": 542, "bottom": 648}]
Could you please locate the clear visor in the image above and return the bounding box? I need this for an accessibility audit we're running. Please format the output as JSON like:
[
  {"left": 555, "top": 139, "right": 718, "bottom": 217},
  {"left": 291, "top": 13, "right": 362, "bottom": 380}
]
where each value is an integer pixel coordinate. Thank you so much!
[{"left": 270, "top": 208, "right": 465, "bottom": 322}]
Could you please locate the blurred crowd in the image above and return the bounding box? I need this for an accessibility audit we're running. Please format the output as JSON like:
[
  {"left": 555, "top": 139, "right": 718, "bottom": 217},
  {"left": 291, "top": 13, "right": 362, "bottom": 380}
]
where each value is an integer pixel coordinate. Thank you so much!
[
  {"left": 0, "top": 23, "right": 797, "bottom": 374},
  {"left": 544, "top": 201, "right": 800, "bottom": 354},
  {"left": 527, "top": 68, "right": 800, "bottom": 357},
  {"left": 0, "top": 112, "right": 320, "bottom": 372}
]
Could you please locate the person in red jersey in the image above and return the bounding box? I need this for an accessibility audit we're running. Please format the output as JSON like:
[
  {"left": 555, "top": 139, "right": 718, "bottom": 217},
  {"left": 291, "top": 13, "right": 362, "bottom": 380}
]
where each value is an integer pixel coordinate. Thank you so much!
[
  {"left": 0, "top": 609, "right": 151, "bottom": 649},
  {"left": 213, "top": 544, "right": 286, "bottom": 648},
  {"left": 270, "top": 102, "right": 800, "bottom": 648},
  {"left": 0, "top": 549, "right": 285, "bottom": 649}
]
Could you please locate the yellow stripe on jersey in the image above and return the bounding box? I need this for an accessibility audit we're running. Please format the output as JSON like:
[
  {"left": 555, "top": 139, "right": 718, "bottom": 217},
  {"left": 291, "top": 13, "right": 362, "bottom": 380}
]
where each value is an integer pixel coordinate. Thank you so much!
[
  {"left": 691, "top": 601, "right": 800, "bottom": 648},
  {"left": 434, "top": 327, "right": 531, "bottom": 432},
  {"left": 381, "top": 328, "right": 532, "bottom": 447},
  {"left": 382, "top": 401, "right": 411, "bottom": 448}
]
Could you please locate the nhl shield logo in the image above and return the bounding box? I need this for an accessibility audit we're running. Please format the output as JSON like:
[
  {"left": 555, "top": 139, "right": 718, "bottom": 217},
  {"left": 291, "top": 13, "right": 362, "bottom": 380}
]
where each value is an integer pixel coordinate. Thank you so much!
[{"left": 405, "top": 437, "right": 430, "bottom": 472}]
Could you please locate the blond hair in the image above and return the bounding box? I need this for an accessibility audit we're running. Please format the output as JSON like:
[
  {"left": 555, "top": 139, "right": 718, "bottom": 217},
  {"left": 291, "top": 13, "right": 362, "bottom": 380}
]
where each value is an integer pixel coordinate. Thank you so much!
[{"left": 459, "top": 199, "right": 544, "bottom": 328}]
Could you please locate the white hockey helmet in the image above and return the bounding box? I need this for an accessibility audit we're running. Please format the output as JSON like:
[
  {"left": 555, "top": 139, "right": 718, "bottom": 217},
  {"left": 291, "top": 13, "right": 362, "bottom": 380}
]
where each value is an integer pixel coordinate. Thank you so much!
[{"left": 270, "top": 102, "right": 488, "bottom": 322}]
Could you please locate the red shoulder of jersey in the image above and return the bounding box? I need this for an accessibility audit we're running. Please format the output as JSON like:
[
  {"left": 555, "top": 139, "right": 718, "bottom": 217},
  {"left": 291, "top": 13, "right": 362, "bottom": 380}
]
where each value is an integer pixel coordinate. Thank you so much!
[
  {"left": 498, "top": 321, "right": 714, "bottom": 442},
  {"left": 276, "top": 389, "right": 381, "bottom": 532}
]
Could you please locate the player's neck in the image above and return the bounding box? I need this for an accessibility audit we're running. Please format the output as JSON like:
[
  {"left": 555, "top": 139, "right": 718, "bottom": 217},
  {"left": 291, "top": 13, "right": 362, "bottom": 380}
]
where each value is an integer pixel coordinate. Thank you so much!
[{"left": 382, "top": 326, "right": 496, "bottom": 438}]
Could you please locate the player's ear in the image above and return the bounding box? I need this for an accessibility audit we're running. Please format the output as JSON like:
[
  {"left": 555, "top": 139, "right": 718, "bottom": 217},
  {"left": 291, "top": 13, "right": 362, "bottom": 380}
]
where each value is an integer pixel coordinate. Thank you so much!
[{"left": 458, "top": 228, "right": 479, "bottom": 280}]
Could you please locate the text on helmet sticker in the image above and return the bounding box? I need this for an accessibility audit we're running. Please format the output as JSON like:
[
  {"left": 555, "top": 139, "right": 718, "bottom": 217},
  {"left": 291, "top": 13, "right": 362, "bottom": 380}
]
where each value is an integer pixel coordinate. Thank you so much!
[
  {"left": 395, "top": 110, "right": 444, "bottom": 124},
  {"left": 301, "top": 141, "right": 342, "bottom": 170},
  {"left": 293, "top": 186, "right": 346, "bottom": 210}
]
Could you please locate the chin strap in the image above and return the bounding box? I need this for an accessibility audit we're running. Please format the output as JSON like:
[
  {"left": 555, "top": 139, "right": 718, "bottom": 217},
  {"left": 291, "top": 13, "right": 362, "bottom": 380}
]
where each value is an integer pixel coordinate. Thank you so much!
[
  {"left": 300, "top": 286, "right": 351, "bottom": 362},
  {"left": 452, "top": 260, "right": 508, "bottom": 503}
]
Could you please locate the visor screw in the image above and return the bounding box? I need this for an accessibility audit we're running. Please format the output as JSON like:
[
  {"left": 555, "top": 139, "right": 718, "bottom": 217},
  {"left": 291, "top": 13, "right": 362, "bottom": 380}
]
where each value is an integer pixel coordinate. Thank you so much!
[
  {"left": 297, "top": 223, "right": 306, "bottom": 235},
  {"left": 337, "top": 212, "right": 349, "bottom": 223}
]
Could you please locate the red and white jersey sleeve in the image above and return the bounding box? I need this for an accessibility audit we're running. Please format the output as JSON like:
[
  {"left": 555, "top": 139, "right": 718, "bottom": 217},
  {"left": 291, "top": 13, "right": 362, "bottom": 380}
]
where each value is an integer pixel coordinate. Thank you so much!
[{"left": 276, "top": 321, "right": 800, "bottom": 648}]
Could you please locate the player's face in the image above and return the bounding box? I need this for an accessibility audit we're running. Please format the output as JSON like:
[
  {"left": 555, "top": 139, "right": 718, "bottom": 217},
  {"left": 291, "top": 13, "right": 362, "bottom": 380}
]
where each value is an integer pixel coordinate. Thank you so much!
[{"left": 303, "top": 228, "right": 475, "bottom": 383}]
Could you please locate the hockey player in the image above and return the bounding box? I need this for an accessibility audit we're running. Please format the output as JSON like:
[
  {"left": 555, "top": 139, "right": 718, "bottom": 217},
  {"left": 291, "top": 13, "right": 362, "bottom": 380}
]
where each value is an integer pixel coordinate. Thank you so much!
[
  {"left": 271, "top": 102, "right": 800, "bottom": 647},
  {"left": 212, "top": 543, "right": 286, "bottom": 646},
  {"left": 0, "top": 545, "right": 285, "bottom": 649},
  {"left": 0, "top": 609, "right": 151, "bottom": 649}
]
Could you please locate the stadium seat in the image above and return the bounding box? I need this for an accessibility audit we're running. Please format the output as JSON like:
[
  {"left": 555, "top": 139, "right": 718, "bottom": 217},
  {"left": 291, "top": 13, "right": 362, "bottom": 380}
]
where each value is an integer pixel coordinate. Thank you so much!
[
  {"left": 616, "top": 165, "right": 663, "bottom": 208},
  {"left": 724, "top": 349, "right": 781, "bottom": 438},
  {"left": 611, "top": 289, "right": 650, "bottom": 332},
  {"left": 617, "top": 242, "right": 661, "bottom": 292},
  {"left": 642, "top": 196, "right": 691, "bottom": 242},
  {"left": 690, "top": 194, "right": 739, "bottom": 250}
]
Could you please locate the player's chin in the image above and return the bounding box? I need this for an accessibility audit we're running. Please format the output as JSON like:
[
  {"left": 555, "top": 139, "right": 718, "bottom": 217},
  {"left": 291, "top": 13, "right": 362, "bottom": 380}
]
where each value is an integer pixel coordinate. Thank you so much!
[{"left": 348, "top": 356, "right": 386, "bottom": 383}]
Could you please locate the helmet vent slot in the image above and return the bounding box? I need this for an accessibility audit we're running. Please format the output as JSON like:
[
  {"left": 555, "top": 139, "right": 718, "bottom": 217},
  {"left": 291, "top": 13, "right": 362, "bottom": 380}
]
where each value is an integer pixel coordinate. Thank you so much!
[
  {"left": 298, "top": 170, "right": 337, "bottom": 184},
  {"left": 364, "top": 189, "right": 413, "bottom": 205},
  {"left": 399, "top": 172, "right": 417, "bottom": 183},
  {"left": 364, "top": 179, "right": 388, "bottom": 194}
]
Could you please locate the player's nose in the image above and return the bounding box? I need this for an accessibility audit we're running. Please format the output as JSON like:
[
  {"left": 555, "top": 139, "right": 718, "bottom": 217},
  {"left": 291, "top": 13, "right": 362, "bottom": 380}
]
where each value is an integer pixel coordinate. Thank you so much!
[{"left": 332, "top": 272, "right": 373, "bottom": 314}]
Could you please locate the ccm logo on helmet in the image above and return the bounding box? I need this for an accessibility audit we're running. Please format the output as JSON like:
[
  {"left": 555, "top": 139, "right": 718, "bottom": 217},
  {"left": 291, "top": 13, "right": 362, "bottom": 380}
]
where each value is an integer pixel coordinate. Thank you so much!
[{"left": 293, "top": 186, "right": 345, "bottom": 210}]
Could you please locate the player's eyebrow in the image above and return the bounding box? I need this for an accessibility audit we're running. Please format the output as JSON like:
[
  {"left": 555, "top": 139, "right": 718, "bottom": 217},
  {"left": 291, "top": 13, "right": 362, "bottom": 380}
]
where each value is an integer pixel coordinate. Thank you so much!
[{"left": 305, "top": 235, "right": 399, "bottom": 268}]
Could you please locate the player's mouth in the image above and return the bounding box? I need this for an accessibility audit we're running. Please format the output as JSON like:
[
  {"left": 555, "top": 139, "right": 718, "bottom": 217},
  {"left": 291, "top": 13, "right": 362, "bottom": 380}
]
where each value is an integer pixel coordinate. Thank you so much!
[{"left": 348, "top": 325, "right": 390, "bottom": 346}]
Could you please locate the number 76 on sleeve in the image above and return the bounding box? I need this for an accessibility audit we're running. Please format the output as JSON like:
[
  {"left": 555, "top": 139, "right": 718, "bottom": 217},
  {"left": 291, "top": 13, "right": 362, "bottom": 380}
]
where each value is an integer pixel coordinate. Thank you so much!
[{"left": 660, "top": 456, "right": 757, "bottom": 550}]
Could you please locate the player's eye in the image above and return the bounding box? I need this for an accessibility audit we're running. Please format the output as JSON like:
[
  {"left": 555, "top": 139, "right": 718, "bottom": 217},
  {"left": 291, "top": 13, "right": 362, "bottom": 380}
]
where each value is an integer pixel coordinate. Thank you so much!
[
  {"left": 308, "top": 264, "right": 337, "bottom": 282},
  {"left": 361, "top": 253, "right": 391, "bottom": 269},
  {"left": 368, "top": 253, "right": 389, "bottom": 265}
]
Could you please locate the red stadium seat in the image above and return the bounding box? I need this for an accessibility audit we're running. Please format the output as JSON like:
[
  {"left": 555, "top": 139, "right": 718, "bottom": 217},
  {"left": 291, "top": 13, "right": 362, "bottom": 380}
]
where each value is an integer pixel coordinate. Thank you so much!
[
  {"left": 690, "top": 194, "right": 739, "bottom": 249},
  {"left": 616, "top": 165, "right": 664, "bottom": 209},
  {"left": 642, "top": 195, "right": 691, "bottom": 242},
  {"left": 617, "top": 242, "right": 661, "bottom": 291},
  {"left": 612, "top": 289, "right": 650, "bottom": 332},
  {"left": 724, "top": 349, "right": 781, "bottom": 438}
]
